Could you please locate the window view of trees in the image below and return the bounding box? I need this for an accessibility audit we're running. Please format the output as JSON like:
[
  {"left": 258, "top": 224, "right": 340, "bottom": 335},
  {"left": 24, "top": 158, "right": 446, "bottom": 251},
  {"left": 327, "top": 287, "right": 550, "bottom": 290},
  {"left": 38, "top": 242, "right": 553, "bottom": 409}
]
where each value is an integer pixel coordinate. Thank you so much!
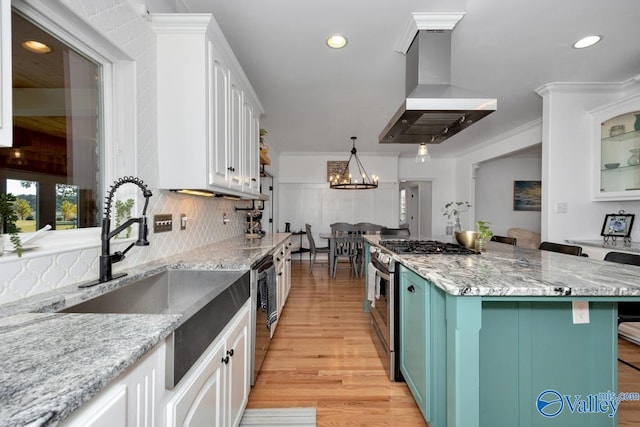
[{"left": 5, "top": 179, "right": 79, "bottom": 232}]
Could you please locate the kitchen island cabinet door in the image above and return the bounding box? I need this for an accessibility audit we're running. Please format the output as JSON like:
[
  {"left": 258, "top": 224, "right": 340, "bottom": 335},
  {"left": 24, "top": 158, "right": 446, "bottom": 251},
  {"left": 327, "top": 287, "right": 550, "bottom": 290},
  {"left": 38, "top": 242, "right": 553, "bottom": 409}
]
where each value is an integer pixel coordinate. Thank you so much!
[
  {"left": 397, "top": 265, "right": 452, "bottom": 427},
  {"left": 399, "top": 266, "right": 428, "bottom": 420}
]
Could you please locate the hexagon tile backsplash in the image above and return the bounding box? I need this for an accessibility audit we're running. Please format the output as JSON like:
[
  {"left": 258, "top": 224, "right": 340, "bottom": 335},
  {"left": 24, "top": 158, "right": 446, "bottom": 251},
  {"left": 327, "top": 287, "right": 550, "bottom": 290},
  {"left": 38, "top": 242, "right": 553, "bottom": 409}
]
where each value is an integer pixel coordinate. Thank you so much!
[{"left": 0, "top": 192, "right": 251, "bottom": 305}]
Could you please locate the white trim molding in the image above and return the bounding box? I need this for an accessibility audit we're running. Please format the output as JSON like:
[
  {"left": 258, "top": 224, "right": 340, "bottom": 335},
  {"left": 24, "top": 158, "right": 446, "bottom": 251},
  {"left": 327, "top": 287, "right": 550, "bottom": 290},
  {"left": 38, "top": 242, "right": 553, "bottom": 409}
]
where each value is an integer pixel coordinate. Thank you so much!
[{"left": 395, "top": 12, "right": 465, "bottom": 54}]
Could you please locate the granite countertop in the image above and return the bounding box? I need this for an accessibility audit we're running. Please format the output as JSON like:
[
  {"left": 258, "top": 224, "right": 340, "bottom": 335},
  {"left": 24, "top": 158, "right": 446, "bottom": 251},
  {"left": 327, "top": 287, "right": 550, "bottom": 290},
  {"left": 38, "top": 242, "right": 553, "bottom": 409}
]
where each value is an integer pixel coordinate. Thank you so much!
[
  {"left": 0, "top": 233, "right": 290, "bottom": 427},
  {"left": 366, "top": 235, "right": 640, "bottom": 297},
  {"left": 566, "top": 238, "right": 640, "bottom": 254}
]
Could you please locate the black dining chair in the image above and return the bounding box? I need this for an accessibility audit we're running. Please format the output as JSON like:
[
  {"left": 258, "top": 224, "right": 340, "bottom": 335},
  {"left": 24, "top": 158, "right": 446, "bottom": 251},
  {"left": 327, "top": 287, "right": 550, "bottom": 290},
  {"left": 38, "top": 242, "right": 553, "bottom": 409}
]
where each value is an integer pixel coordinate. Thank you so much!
[
  {"left": 603, "top": 251, "right": 640, "bottom": 323},
  {"left": 491, "top": 235, "right": 517, "bottom": 245},
  {"left": 380, "top": 227, "right": 410, "bottom": 237},
  {"left": 305, "top": 224, "right": 330, "bottom": 274},
  {"left": 538, "top": 241, "right": 584, "bottom": 256}
]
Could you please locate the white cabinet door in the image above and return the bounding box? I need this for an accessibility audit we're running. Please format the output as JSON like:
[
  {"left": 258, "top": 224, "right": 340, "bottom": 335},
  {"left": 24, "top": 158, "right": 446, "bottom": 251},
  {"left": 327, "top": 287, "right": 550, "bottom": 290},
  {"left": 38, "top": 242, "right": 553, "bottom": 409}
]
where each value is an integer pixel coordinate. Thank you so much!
[
  {"left": 225, "top": 306, "right": 250, "bottom": 427},
  {"left": 210, "top": 48, "right": 230, "bottom": 187},
  {"left": 242, "top": 100, "right": 254, "bottom": 194},
  {"left": 166, "top": 300, "right": 250, "bottom": 427},
  {"left": 61, "top": 341, "right": 167, "bottom": 427},
  {"left": 62, "top": 385, "right": 127, "bottom": 427},
  {"left": 591, "top": 92, "right": 640, "bottom": 201},
  {"left": 229, "top": 76, "right": 243, "bottom": 190},
  {"left": 167, "top": 341, "right": 225, "bottom": 427},
  {"left": 0, "top": 0, "right": 13, "bottom": 148}
]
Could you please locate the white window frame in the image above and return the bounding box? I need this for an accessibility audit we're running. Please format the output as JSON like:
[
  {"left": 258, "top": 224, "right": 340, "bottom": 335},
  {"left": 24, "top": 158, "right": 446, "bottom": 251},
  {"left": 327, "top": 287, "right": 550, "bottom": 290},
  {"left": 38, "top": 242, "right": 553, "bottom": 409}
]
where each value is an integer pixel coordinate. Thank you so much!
[{"left": 1, "top": 0, "right": 137, "bottom": 258}]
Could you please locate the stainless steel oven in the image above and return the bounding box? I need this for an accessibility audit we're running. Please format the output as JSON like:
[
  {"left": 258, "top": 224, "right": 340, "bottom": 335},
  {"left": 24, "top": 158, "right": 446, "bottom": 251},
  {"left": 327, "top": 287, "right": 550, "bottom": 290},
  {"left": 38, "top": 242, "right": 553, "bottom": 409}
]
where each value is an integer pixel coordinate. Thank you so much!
[
  {"left": 369, "top": 246, "right": 402, "bottom": 381},
  {"left": 369, "top": 239, "right": 479, "bottom": 381}
]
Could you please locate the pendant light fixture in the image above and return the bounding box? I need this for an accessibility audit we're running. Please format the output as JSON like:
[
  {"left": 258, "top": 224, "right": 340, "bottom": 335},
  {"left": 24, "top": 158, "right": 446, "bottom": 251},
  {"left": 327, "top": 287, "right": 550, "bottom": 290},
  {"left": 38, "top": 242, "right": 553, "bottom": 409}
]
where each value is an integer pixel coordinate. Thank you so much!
[
  {"left": 415, "top": 143, "right": 431, "bottom": 163},
  {"left": 329, "top": 137, "right": 378, "bottom": 190}
]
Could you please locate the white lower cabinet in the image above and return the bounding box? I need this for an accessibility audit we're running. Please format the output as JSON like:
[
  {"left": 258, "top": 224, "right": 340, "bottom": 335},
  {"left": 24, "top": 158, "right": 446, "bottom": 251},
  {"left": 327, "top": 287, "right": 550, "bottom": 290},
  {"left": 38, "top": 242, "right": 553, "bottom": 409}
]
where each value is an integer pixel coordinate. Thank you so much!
[
  {"left": 60, "top": 340, "right": 167, "bottom": 427},
  {"left": 166, "top": 300, "right": 250, "bottom": 427}
]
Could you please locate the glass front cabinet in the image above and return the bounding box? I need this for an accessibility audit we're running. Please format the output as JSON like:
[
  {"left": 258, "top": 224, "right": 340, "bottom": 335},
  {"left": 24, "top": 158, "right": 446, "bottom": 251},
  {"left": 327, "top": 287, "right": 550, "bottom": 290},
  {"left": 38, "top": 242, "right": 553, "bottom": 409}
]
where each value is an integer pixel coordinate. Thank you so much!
[{"left": 592, "top": 92, "right": 640, "bottom": 200}]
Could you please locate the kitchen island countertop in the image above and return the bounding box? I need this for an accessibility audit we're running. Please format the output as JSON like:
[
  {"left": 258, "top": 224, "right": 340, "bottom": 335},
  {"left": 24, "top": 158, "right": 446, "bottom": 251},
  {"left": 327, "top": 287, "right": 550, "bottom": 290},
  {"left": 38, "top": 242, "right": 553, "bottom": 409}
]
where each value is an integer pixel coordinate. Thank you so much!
[
  {"left": 366, "top": 235, "right": 640, "bottom": 297},
  {"left": 0, "top": 233, "right": 290, "bottom": 427}
]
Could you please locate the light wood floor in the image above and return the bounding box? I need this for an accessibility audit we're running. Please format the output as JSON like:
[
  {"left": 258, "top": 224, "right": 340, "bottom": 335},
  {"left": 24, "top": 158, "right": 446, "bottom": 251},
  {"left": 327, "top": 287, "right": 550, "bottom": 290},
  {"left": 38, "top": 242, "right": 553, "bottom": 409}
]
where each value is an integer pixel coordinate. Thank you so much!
[{"left": 248, "top": 260, "right": 640, "bottom": 426}]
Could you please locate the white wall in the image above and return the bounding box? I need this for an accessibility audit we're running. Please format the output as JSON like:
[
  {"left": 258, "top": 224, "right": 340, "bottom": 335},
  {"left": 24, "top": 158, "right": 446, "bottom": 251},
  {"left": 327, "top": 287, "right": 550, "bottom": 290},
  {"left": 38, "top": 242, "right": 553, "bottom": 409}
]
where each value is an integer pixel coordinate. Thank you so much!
[
  {"left": 475, "top": 151, "right": 542, "bottom": 236},
  {"left": 277, "top": 152, "right": 459, "bottom": 240},
  {"left": 454, "top": 120, "right": 543, "bottom": 230},
  {"left": 538, "top": 82, "right": 640, "bottom": 242},
  {"left": 398, "top": 157, "right": 456, "bottom": 236},
  {"left": 278, "top": 152, "right": 400, "bottom": 244}
]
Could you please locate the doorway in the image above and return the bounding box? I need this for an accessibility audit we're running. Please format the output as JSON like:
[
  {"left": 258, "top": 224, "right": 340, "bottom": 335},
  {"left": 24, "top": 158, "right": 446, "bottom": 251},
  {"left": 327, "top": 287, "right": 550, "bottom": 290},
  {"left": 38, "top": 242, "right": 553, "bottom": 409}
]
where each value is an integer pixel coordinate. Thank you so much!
[{"left": 399, "top": 181, "right": 432, "bottom": 237}]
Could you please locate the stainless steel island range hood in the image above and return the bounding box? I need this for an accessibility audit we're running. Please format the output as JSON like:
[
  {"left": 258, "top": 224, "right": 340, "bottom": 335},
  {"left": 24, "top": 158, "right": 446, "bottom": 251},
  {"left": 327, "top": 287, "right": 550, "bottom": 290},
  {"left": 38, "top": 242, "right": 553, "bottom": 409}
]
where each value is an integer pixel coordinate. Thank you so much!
[{"left": 379, "top": 30, "right": 496, "bottom": 144}]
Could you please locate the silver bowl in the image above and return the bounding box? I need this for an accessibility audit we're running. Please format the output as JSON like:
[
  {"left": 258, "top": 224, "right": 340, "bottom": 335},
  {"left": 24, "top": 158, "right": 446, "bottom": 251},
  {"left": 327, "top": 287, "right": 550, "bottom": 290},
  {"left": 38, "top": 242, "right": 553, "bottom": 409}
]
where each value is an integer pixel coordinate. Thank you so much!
[
  {"left": 604, "top": 163, "right": 620, "bottom": 169},
  {"left": 455, "top": 231, "right": 478, "bottom": 249}
]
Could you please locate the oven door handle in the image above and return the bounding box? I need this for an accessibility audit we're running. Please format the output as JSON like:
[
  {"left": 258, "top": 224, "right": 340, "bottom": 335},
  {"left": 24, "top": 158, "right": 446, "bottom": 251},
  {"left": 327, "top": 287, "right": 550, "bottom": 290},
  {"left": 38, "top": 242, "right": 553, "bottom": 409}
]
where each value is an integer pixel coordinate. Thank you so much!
[{"left": 375, "top": 269, "right": 390, "bottom": 282}]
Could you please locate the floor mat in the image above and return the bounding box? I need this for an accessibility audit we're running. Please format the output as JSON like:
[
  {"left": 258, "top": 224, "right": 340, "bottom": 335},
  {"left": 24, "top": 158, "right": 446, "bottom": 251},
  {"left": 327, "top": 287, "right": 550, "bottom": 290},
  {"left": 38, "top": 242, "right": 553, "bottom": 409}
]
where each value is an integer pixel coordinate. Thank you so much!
[{"left": 240, "top": 408, "right": 316, "bottom": 426}]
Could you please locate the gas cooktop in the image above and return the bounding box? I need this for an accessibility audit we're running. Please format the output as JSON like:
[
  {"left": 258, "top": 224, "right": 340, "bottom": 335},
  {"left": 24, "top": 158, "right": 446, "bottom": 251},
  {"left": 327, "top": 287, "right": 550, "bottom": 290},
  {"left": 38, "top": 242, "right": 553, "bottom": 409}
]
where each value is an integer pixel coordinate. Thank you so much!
[{"left": 379, "top": 239, "right": 479, "bottom": 255}]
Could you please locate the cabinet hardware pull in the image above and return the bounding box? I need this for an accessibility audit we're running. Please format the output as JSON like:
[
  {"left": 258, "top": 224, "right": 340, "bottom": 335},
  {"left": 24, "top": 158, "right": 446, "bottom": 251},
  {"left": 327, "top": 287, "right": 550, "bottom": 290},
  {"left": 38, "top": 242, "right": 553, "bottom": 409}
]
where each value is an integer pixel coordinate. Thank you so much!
[
  {"left": 227, "top": 166, "right": 235, "bottom": 172},
  {"left": 251, "top": 178, "right": 256, "bottom": 181},
  {"left": 278, "top": 272, "right": 283, "bottom": 276},
  {"left": 227, "top": 349, "right": 234, "bottom": 357},
  {"left": 222, "top": 356, "right": 230, "bottom": 364},
  {"left": 408, "top": 285, "right": 415, "bottom": 293}
]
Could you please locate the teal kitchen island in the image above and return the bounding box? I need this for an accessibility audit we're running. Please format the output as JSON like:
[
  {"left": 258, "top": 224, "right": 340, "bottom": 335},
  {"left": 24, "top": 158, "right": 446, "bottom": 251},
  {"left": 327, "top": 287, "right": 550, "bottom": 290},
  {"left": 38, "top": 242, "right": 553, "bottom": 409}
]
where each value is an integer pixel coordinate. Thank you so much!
[{"left": 365, "top": 236, "right": 640, "bottom": 427}]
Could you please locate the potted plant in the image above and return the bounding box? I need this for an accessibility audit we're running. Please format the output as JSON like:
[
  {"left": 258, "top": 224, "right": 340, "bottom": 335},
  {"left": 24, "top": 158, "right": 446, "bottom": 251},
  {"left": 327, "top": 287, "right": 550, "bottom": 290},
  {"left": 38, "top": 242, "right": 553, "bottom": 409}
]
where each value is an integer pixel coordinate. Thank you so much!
[
  {"left": 475, "top": 220, "right": 493, "bottom": 252},
  {"left": 0, "top": 193, "right": 23, "bottom": 256}
]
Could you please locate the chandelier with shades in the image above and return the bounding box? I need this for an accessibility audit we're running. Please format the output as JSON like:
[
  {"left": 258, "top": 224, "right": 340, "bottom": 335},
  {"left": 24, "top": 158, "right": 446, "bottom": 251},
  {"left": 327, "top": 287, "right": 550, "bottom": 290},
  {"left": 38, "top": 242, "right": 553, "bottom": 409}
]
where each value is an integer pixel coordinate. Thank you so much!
[{"left": 329, "top": 137, "right": 378, "bottom": 190}]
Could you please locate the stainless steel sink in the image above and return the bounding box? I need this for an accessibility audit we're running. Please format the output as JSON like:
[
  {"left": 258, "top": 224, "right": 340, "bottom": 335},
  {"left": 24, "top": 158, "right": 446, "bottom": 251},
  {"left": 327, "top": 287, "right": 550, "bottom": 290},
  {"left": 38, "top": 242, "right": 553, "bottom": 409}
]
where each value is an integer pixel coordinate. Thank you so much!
[{"left": 61, "top": 269, "right": 251, "bottom": 388}]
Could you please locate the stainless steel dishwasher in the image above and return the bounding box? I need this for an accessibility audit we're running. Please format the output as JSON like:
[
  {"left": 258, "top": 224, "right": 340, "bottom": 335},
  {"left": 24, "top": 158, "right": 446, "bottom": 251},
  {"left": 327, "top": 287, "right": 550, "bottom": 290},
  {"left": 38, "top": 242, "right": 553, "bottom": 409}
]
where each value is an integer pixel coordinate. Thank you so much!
[{"left": 251, "top": 255, "right": 275, "bottom": 385}]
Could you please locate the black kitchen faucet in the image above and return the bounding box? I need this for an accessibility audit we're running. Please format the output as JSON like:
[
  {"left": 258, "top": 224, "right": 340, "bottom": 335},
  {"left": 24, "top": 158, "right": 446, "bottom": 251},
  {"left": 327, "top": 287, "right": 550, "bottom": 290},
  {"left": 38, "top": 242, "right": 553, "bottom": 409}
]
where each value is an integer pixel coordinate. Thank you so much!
[{"left": 80, "top": 176, "right": 152, "bottom": 288}]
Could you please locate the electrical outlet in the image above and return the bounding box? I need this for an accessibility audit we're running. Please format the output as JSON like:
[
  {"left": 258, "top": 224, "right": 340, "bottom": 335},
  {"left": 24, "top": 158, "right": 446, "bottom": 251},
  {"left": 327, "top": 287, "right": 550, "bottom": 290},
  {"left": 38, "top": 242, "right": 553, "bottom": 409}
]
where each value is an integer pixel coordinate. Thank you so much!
[
  {"left": 556, "top": 202, "right": 568, "bottom": 214},
  {"left": 572, "top": 301, "right": 590, "bottom": 324},
  {"left": 180, "top": 214, "right": 187, "bottom": 230},
  {"left": 154, "top": 214, "right": 172, "bottom": 233}
]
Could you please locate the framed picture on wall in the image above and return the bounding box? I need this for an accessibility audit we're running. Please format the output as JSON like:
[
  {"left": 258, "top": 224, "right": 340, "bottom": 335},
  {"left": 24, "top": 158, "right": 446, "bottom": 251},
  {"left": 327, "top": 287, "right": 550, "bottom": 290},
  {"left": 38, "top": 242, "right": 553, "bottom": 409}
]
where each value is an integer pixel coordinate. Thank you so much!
[
  {"left": 327, "top": 160, "right": 348, "bottom": 182},
  {"left": 600, "top": 213, "right": 635, "bottom": 237},
  {"left": 513, "top": 180, "right": 541, "bottom": 211}
]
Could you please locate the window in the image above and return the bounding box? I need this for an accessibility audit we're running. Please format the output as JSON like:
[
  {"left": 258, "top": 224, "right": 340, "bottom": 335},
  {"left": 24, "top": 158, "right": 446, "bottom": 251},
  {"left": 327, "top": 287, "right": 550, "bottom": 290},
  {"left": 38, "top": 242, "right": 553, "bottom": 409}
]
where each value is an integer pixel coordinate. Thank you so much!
[
  {"left": 399, "top": 188, "right": 406, "bottom": 224},
  {"left": 0, "top": 10, "right": 102, "bottom": 231}
]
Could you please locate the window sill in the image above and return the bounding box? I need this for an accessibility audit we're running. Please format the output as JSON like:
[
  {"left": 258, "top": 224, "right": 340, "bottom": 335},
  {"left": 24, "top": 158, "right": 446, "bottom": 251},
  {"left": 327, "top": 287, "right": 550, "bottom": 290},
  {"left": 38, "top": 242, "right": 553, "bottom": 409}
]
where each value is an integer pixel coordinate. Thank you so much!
[{"left": 0, "top": 227, "right": 102, "bottom": 263}]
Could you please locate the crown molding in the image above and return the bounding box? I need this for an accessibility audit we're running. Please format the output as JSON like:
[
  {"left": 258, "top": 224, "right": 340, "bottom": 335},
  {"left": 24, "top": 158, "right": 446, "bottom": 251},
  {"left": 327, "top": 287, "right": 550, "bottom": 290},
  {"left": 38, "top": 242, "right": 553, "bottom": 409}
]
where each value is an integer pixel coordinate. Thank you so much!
[{"left": 395, "top": 12, "right": 465, "bottom": 54}]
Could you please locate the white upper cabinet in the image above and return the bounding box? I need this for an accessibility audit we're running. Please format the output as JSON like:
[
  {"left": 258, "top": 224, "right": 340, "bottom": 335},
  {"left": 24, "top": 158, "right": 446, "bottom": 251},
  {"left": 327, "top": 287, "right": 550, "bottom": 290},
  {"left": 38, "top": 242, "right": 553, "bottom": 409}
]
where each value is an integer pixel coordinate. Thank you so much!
[
  {"left": 591, "top": 92, "right": 640, "bottom": 201},
  {"left": 0, "top": 0, "right": 13, "bottom": 148},
  {"left": 152, "top": 13, "right": 264, "bottom": 197}
]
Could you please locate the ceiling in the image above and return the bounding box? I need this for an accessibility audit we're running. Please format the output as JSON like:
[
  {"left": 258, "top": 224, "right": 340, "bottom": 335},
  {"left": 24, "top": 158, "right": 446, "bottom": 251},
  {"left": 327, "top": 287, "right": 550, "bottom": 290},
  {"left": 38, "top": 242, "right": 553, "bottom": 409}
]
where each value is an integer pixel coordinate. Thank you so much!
[{"left": 177, "top": 0, "right": 639, "bottom": 158}]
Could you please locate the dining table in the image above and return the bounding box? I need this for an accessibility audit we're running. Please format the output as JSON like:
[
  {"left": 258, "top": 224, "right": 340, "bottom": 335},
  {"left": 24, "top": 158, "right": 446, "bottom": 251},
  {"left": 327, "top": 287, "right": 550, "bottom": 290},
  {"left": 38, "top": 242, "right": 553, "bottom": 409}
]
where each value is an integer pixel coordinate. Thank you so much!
[{"left": 319, "top": 232, "right": 365, "bottom": 278}]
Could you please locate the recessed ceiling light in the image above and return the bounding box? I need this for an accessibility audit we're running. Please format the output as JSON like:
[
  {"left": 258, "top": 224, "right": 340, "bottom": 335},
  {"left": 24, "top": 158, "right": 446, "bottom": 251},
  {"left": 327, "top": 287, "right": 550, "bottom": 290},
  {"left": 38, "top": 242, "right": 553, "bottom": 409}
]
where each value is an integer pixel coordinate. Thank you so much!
[
  {"left": 572, "top": 35, "right": 602, "bottom": 49},
  {"left": 21, "top": 40, "right": 52, "bottom": 54},
  {"left": 326, "top": 34, "right": 348, "bottom": 49}
]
